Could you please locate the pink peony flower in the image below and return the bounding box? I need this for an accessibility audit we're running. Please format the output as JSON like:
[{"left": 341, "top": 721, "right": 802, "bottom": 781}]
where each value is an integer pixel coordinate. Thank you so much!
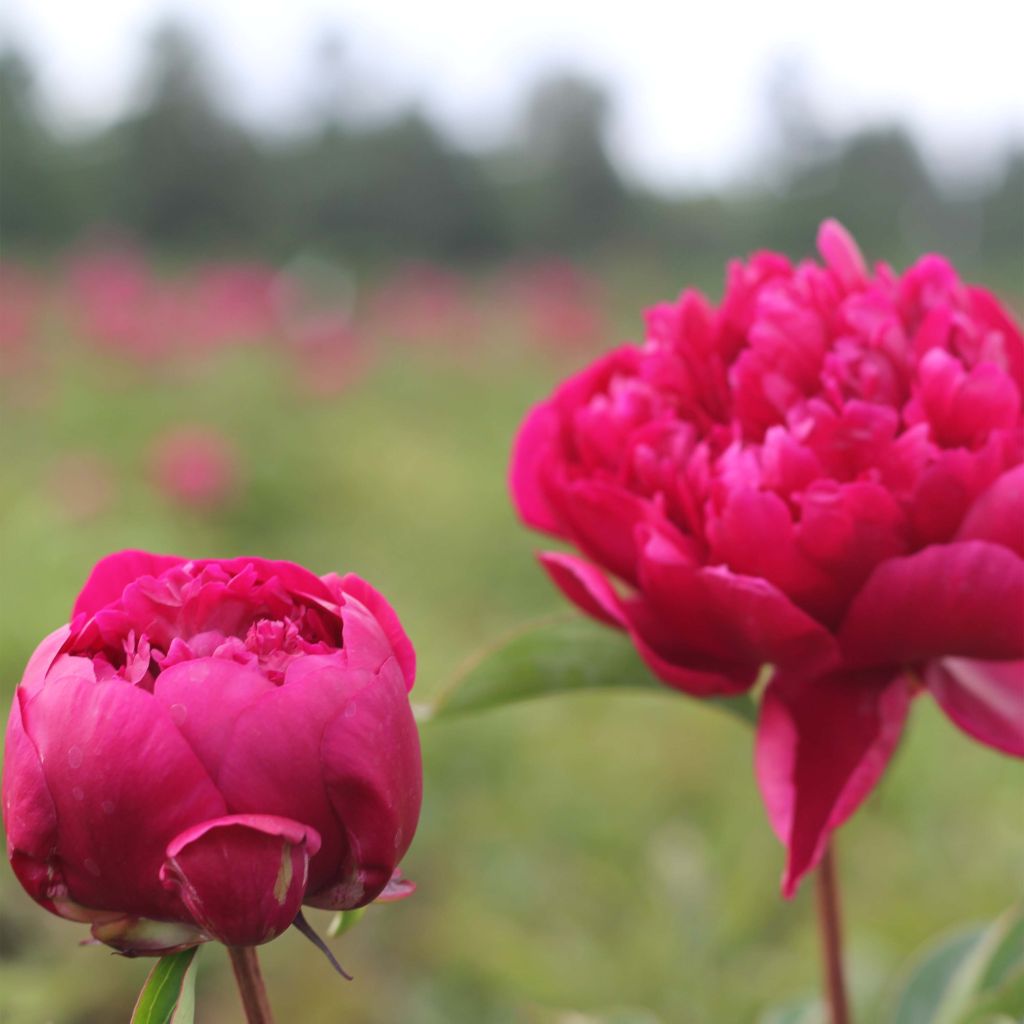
[
  {"left": 2, "top": 551, "right": 422, "bottom": 953},
  {"left": 510, "top": 220, "right": 1023, "bottom": 895},
  {"left": 150, "top": 426, "right": 240, "bottom": 512}
]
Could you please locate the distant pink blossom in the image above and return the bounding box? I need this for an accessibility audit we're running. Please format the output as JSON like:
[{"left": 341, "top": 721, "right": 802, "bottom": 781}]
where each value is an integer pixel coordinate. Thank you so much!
[
  {"left": 151, "top": 426, "right": 240, "bottom": 511},
  {"left": 511, "top": 220, "right": 1023, "bottom": 895}
]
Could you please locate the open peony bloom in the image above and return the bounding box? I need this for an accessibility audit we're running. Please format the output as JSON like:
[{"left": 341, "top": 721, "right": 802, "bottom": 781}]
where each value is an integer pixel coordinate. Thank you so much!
[
  {"left": 511, "top": 220, "right": 1023, "bottom": 895},
  {"left": 3, "top": 551, "right": 421, "bottom": 953}
]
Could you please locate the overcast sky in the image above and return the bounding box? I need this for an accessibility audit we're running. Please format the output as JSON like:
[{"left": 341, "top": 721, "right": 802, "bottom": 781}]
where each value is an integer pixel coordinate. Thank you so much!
[{"left": 4, "top": 0, "right": 1023, "bottom": 190}]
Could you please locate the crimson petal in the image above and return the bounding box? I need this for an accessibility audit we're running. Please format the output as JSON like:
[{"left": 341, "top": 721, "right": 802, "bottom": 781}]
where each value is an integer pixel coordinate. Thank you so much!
[
  {"left": 755, "top": 667, "right": 910, "bottom": 897},
  {"left": 160, "top": 814, "right": 320, "bottom": 947}
]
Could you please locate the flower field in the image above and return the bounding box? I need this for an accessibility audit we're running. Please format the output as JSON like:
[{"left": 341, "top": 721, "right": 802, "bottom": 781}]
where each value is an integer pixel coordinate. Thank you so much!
[{"left": 0, "top": 249, "right": 1020, "bottom": 1023}]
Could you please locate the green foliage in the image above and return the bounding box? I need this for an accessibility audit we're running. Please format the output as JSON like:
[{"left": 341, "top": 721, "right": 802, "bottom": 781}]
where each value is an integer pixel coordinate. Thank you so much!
[
  {"left": 130, "top": 948, "right": 198, "bottom": 1024},
  {"left": 887, "top": 905, "right": 1024, "bottom": 1024},
  {"left": 429, "top": 614, "right": 757, "bottom": 724}
]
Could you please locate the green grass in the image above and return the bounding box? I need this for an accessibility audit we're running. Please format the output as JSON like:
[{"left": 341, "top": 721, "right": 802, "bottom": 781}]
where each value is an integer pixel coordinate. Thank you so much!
[{"left": 0, "top": 295, "right": 1020, "bottom": 1024}]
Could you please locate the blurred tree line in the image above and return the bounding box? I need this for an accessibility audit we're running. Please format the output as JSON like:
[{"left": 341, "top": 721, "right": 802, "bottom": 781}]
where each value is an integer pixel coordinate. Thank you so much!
[{"left": 1, "top": 21, "right": 1021, "bottom": 273}]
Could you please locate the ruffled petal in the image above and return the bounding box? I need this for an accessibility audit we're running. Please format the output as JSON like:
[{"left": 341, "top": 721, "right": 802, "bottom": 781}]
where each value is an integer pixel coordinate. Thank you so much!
[
  {"left": 160, "top": 814, "right": 320, "bottom": 946},
  {"left": 72, "top": 550, "right": 185, "bottom": 619},
  {"left": 925, "top": 657, "right": 1024, "bottom": 757},
  {"left": 755, "top": 667, "right": 910, "bottom": 897},
  {"left": 839, "top": 541, "right": 1024, "bottom": 665}
]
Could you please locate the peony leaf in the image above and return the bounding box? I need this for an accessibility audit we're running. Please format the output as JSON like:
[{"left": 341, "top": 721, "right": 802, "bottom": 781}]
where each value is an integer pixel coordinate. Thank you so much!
[
  {"left": 887, "top": 905, "right": 1024, "bottom": 1024},
  {"left": 131, "top": 947, "right": 199, "bottom": 1024},
  {"left": 429, "top": 615, "right": 757, "bottom": 724}
]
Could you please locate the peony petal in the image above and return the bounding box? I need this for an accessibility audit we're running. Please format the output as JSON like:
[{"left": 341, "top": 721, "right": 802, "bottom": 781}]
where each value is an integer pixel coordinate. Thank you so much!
[
  {"left": 839, "top": 541, "right": 1024, "bottom": 666},
  {"left": 309, "top": 656, "right": 422, "bottom": 910},
  {"left": 213, "top": 655, "right": 360, "bottom": 896},
  {"left": 956, "top": 465, "right": 1024, "bottom": 557},
  {"left": 20, "top": 672, "right": 227, "bottom": 920},
  {"left": 332, "top": 574, "right": 417, "bottom": 689},
  {"left": 635, "top": 527, "right": 839, "bottom": 672},
  {"left": 2, "top": 690, "right": 61, "bottom": 914},
  {"left": 817, "top": 220, "right": 868, "bottom": 292},
  {"left": 72, "top": 550, "right": 185, "bottom": 619},
  {"left": 509, "top": 401, "right": 564, "bottom": 533},
  {"left": 17, "top": 626, "right": 72, "bottom": 699},
  {"left": 755, "top": 667, "right": 910, "bottom": 897},
  {"left": 539, "top": 551, "right": 627, "bottom": 628},
  {"left": 152, "top": 658, "right": 276, "bottom": 779},
  {"left": 539, "top": 549, "right": 753, "bottom": 697},
  {"left": 925, "top": 657, "right": 1024, "bottom": 757},
  {"left": 160, "top": 814, "right": 320, "bottom": 946}
]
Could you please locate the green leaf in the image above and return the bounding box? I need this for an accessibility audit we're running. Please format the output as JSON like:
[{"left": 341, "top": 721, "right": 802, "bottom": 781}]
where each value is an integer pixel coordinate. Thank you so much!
[
  {"left": 428, "top": 615, "right": 757, "bottom": 724},
  {"left": 887, "top": 905, "right": 1024, "bottom": 1024},
  {"left": 327, "top": 906, "right": 367, "bottom": 938},
  {"left": 131, "top": 947, "right": 199, "bottom": 1024}
]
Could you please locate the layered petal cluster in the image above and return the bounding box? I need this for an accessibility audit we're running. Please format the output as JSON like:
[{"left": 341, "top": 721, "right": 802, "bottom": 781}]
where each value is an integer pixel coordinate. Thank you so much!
[
  {"left": 511, "top": 221, "right": 1023, "bottom": 894},
  {"left": 3, "top": 551, "right": 421, "bottom": 953}
]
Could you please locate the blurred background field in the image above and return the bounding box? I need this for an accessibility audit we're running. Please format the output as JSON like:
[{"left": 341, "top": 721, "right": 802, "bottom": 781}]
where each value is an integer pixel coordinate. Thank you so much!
[{"left": 0, "top": 3, "right": 1022, "bottom": 1022}]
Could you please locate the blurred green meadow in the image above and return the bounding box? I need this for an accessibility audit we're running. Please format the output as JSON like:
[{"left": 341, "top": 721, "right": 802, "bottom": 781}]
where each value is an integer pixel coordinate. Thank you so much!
[{"left": 0, "top": 261, "right": 1020, "bottom": 1024}]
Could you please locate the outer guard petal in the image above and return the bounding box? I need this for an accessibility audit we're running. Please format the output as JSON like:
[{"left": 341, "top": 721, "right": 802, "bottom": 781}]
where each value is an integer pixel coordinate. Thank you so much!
[
  {"left": 839, "top": 541, "right": 1024, "bottom": 666},
  {"left": 309, "top": 657, "right": 422, "bottom": 910},
  {"left": 755, "top": 668, "right": 909, "bottom": 897},
  {"left": 925, "top": 658, "right": 1024, "bottom": 757},
  {"left": 21, "top": 672, "right": 227, "bottom": 920},
  {"left": 160, "top": 814, "right": 320, "bottom": 947}
]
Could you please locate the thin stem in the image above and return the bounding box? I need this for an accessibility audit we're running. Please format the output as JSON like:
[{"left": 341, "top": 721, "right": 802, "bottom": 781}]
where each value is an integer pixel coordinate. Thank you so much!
[
  {"left": 815, "top": 844, "right": 851, "bottom": 1024},
  {"left": 227, "top": 946, "right": 275, "bottom": 1024}
]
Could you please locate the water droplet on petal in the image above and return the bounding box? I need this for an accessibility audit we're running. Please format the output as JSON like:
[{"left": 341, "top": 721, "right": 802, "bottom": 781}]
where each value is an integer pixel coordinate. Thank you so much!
[
  {"left": 67, "top": 746, "right": 83, "bottom": 769},
  {"left": 169, "top": 703, "right": 187, "bottom": 726},
  {"left": 101, "top": 800, "right": 116, "bottom": 815},
  {"left": 72, "top": 786, "right": 84, "bottom": 801}
]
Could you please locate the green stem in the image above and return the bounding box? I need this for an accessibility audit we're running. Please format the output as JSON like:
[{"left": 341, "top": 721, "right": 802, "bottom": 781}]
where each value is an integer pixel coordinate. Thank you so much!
[{"left": 227, "top": 946, "right": 274, "bottom": 1024}]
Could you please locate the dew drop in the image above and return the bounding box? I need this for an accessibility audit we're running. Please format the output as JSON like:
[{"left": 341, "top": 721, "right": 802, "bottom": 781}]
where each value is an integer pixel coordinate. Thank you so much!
[
  {"left": 101, "top": 800, "right": 116, "bottom": 815},
  {"left": 67, "top": 746, "right": 83, "bottom": 769},
  {"left": 71, "top": 786, "right": 84, "bottom": 801},
  {"left": 169, "top": 703, "right": 187, "bottom": 726},
  {"left": 343, "top": 702, "right": 357, "bottom": 719}
]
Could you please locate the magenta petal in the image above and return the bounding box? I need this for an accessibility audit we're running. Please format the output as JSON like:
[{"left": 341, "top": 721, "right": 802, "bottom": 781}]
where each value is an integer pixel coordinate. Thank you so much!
[
  {"left": 839, "top": 541, "right": 1024, "bottom": 665},
  {"left": 755, "top": 668, "right": 909, "bottom": 897},
  {"left": 2, "top": 690, "right": 60, "bottom": 913},
  {"left": 17, "top": 626, "right": 71, "bottom": 699},
  {"left": 925, "top": 658, "right": 1024, "bottom": 757},
  {"left": 335, "top": 574, "right": 417, "bottom": 689},
  {"left": 956, "top": 466, "right": 1024, "bottom": 557},
  {"left": 152, "top": 659, "right": 276, "bottom": 779},
  {"left": 817, "top": 219, "right": 867, "bottom": 291},
  {"left": 540, "top": 550, "right": 754, "bottom": 696},
  {"left": 21, "top": 673, "right": 226, "bottom": 919},
  {"left": 160, "top": 814, "right": 320, "bottom": 946},
  {"left": 635, "top": 529, "right": 838, "bottom": 671},
  {"left": 72, "top": 550, "right": 185, "bottom": 618},
  {"left": 539, "top": 551, "right": 627, "bottom": 628},
  {"left": 510, "top": 401, "right": 563, "bottom": 533},
  {"left": 310, "top": 657, "right": 422, "bottom": 910}
]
